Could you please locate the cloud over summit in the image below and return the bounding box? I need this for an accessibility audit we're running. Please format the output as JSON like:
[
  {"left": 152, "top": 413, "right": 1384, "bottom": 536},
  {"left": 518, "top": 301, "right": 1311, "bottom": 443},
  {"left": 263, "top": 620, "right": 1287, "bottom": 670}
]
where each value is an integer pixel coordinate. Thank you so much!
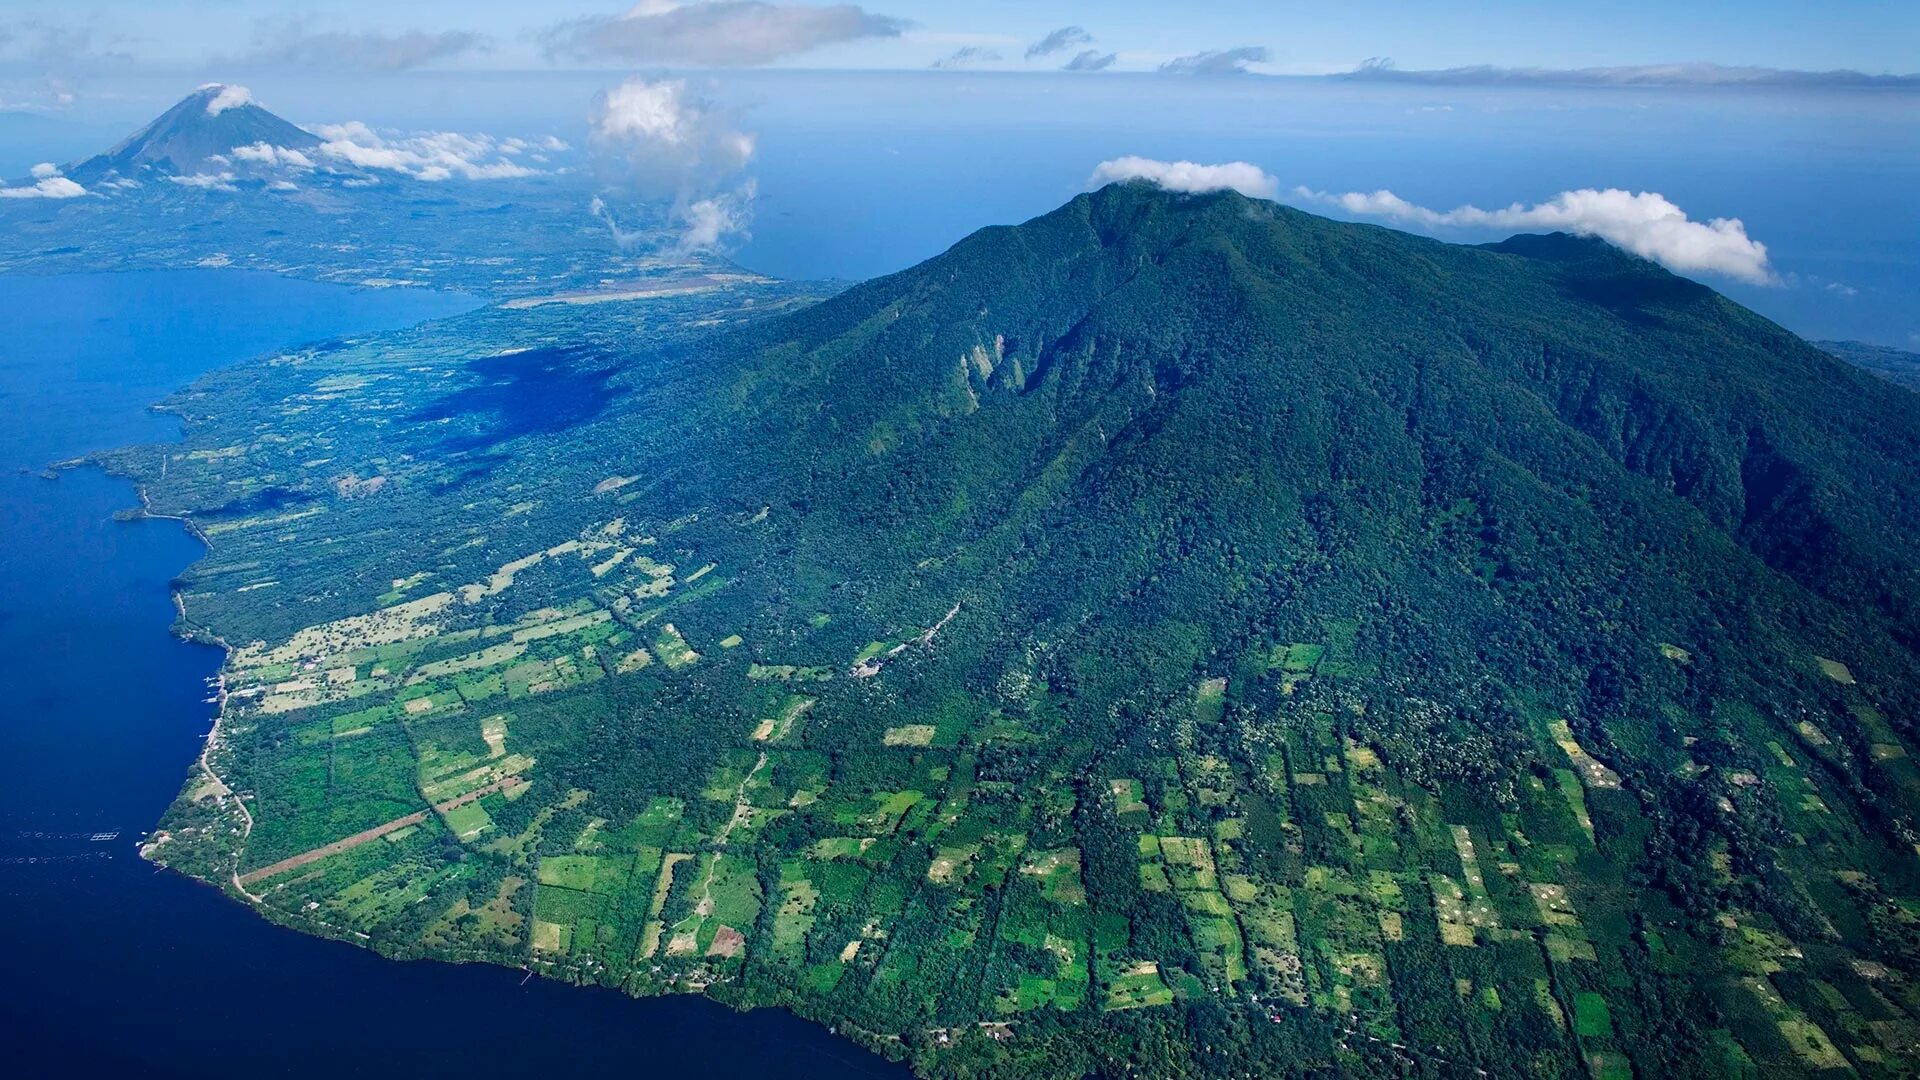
[
  {"left": 1089, "top": 157, "right": 1280, "bottom": 200},
  {"left": 1089, "top": 157, "right": 1775, "bottom": 285},
  {"left": 1294, "top": 185, "right": 1776, "bottom": 284},
  {"left": 203, "top": 84, "right": 253, "bottom": 116}
]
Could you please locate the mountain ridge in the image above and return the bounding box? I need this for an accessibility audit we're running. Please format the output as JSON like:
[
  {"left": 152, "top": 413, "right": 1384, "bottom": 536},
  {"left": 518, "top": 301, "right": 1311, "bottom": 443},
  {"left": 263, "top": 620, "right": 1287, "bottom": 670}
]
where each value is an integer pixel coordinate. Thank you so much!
[{"left": 692, "top": 183, "right": 1920, "bottom": 654}]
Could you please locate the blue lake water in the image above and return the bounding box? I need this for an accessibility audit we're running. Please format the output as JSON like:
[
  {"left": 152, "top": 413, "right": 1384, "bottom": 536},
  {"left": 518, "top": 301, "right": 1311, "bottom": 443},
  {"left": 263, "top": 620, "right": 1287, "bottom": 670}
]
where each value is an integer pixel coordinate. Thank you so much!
[{"left": 0, "top": 271, "right": 909, "bottom": 1078}]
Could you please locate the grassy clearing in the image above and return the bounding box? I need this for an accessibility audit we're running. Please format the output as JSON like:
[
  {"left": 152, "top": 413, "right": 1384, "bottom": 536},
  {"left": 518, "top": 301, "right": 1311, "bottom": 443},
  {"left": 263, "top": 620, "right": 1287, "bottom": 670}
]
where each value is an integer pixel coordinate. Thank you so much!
[
  {"left": 654, "top": 624, "right": 700, "bottom": 669},
  {"left": 883, "top": 724, "right": 937, "bottom": 747}
]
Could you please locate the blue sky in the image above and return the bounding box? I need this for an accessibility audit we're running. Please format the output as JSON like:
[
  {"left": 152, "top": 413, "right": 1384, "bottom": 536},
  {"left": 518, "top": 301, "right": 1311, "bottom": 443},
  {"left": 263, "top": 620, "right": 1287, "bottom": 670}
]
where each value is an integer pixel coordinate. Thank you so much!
[{"left": 1, "top": 0, "right": 1915, "bottom": 80}]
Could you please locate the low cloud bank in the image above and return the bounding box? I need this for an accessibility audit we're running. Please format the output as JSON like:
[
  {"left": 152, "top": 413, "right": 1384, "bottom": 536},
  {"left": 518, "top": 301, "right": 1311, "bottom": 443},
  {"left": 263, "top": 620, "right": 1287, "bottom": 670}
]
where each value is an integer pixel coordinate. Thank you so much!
[
  {"left": 1342, "top": 58, "right": 1919, "bottom": 89},
  {"left": 1293, "top": 185, "right": 1775, "bottom": 284},
  {"left": 169, "top": 171, "right": 238, "bottom": 192},
  {"left": 233, "top": 142, "right": 316, "bottom": 169},
  {"left": 0, "top": 174, "right": 86, "bottom": 199},
  {"left": 1089, "top": 157, "right": 1279, "bottom": 200},
  {"left": 313, "top": 122, "right": 540, "bottom": 182},
  {"left": 1089, "top": 156, "right": 1775, "bottom": 284}
]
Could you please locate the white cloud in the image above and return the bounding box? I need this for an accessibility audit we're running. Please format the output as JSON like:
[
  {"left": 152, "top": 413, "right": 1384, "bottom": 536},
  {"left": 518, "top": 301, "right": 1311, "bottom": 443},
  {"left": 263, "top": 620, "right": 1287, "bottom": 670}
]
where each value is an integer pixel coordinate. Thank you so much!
[
  {"left": 1088, "top": 157, "right": 1280, "bottom": 200},
  {"left": 232, "top": 142, "right": 315, "bottom": 169},
  {"left": 591, "top": 77, "right": 754, "bottom": 191},
  {"left": 544, "top": 1, "right": 907, "bottom": 67},
  {"left": 590, "top": 77, "right": 758, "bottom": 251},
  {"left": 1293, "top": 185, "right": 1775, "bottom": 284},
  {"left": 204, "top": 84, "right": 252, "bottom": 116},
  {"left": 677, "top": 179, "right": 756, "bottom": 252},
  {"left": 0, "top": 174, "right": 86, "bottom": 199},
  {"left": 169, "top": 172, "right": 239, "bottom": 192},
  {"left": 29, "top": 161, "right": 57, "bottom": 178},
  {"left": 313, "top": 123, "right": 539, "bottom": 181}
]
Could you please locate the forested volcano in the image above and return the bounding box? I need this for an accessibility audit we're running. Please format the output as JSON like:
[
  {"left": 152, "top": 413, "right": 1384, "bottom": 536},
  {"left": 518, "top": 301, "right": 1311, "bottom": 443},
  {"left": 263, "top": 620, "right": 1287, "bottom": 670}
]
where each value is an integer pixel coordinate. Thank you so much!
[{"left": 129, "top": 182, "right": 1920, "bottom": 1078}]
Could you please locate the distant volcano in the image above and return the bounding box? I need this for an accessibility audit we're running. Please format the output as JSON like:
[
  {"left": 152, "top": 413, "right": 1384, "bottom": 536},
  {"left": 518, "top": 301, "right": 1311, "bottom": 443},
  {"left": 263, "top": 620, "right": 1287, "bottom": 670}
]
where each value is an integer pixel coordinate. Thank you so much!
[{"left": 66, "top": 85, "right": 319, "bottom": 184}]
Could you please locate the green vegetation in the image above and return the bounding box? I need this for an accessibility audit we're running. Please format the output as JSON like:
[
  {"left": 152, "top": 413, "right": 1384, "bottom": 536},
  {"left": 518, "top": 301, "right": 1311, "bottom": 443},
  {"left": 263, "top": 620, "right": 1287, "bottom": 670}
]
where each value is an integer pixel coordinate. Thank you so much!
[{"left": 128, "top": 183, "right": 1920, "bottom": 1078}]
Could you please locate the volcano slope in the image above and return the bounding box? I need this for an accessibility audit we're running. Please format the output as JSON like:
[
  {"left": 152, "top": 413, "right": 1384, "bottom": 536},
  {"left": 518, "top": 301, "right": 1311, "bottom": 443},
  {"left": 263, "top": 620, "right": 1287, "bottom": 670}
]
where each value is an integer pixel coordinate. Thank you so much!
[{"left": 123, "top": 182, "right": 1920, "bottom": 1078}]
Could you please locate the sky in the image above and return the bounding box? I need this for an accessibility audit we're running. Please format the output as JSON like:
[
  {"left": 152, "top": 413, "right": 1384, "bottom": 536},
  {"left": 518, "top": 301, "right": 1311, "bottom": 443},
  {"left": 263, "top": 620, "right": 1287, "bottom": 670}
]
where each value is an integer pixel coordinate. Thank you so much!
[{"left": 0, "top": 0, "right": 1916, "bottom": 89}]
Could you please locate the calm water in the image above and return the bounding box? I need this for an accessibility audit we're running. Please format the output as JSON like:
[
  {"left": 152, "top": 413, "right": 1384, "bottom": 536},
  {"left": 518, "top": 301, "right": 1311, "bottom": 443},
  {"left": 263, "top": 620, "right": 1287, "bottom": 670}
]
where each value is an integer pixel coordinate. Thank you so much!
[{"left": 0, "top": 271, "right": 909, "bottom": 1078}]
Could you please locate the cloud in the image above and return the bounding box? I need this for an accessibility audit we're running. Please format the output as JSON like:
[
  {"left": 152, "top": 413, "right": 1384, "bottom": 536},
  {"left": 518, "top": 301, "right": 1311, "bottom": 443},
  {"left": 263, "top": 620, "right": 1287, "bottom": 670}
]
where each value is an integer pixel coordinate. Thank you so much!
[
  {"left": 313, "top": 122, "right": 540, "bottom": 181},
  {"left": 232, "top": 22, "right": 489, "bottom": 71},
  {"left": 590, "top": 77, "right": 754, "bottom": 191},
  {"left": 678, "top": 179, "right": 756, "bottom": 252},
  {"left": 169, "top": 172, "right": 239, "bottom": 192},
  {"left": 232, "top": 142, "right": 316, "bottom": 169},
  {"left": 1025, "top": 25, "right": 1091, "bottom": 61},
  {"left": 1089, "top": 157, "right": 1280, "bottom": 200},
  {"left": 30, "top": 162, "right": 56, "bottom": 178},
  {"left": 543, "top": 1, "right": 907, "bottom": 67},
  {"left": 1293, "top": 185, "right": 1775, "bottom": 284},
  {"left": 931, "top": 46, "right": 1000, "bottom": 69},
  {"left": 0, "top": 174, "right": 86, "bottom": 199},
  {"left": 1160, "top": 46, "right": 1268, "bottom": 76},
  {"left": 589, "top": 77, "right": 757, "bottom": 251},
  {"left": 1062, "top": 49, "right": 1115, "bottom": 72},
  {"left": 204, "top": 84, "right": 253, "bottom": 116},
  {"left": 1342, "top": 57, "right": 1920, "bottom": 89}
]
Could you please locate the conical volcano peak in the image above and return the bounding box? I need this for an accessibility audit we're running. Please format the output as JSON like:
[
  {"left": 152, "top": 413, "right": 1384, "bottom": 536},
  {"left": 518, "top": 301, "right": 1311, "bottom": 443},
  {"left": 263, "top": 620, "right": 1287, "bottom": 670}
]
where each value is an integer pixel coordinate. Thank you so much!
[{"left": 67, "top": 84, "right": 320, "bottom": 183}]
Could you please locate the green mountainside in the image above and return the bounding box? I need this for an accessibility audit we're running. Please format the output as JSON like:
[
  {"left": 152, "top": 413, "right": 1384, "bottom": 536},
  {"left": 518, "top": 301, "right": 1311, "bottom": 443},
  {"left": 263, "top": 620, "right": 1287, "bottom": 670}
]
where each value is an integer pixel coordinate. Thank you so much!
[{"left": 116, "top": 182, "right": 1920, "bottom": 1078}]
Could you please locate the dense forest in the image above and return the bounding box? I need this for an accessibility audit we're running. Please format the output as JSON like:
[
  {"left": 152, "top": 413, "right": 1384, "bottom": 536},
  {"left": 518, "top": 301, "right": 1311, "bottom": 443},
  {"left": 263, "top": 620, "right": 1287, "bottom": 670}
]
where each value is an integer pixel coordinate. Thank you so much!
[{"left": 116, "top": 182, "right": 1920, "bottom": 1078}]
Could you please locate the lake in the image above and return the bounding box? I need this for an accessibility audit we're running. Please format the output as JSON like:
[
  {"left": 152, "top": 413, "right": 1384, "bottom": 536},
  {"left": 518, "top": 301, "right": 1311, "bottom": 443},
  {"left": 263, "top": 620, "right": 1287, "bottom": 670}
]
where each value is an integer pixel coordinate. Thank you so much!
[{"left": 0, "top": 270, "right": 911, "bottom": 1078}]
